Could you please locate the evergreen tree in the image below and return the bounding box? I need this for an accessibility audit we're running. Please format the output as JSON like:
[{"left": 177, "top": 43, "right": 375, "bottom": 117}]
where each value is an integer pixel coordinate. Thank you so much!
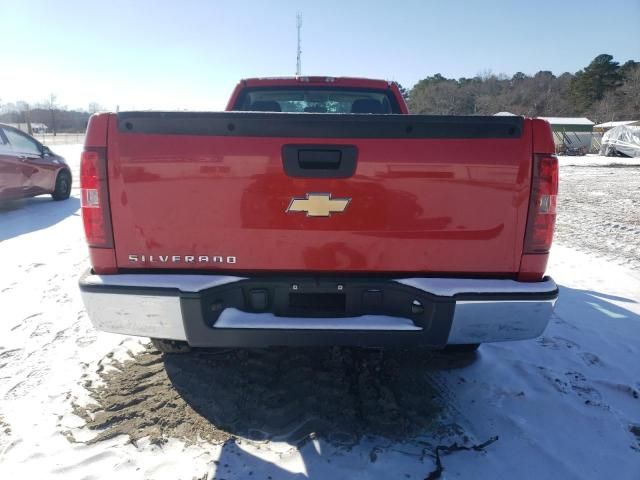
[
  {"left": 407, "top": 54, "right": 635, "bottom": 118},
  {"left": 569, "top": 54, "right": 622, "bottom": 113},
  {"left": 394, "top": 82, "right": 410, "bottom": 102}
]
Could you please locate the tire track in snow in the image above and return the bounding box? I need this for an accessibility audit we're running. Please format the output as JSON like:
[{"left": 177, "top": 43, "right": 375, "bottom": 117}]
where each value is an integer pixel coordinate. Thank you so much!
[{"left": 72, "top": 346, "right": 465, "bottom": 449}]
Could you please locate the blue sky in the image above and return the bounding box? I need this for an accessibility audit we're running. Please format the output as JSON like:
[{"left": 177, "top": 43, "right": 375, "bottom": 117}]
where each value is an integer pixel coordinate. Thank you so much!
[{"left": 2, "top": 0, "right": 639, "bottom": 111}]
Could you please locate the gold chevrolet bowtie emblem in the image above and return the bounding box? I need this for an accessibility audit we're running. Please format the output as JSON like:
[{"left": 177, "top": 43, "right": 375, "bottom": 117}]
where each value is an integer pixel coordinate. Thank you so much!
[{"left": 286, "top": 193, "right": 351, "bottom": 217}]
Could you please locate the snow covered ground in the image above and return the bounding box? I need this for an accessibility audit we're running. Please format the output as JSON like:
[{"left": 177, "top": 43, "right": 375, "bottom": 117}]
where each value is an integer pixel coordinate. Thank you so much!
[
  {"left": 556, "top": 161, "right": 640, "bottom": 272},
  {"left": 558, "top": 153, "right": 640, "bottom": 167},
  {"left": 0, "top": 145, "right": 639, "bottom": 479}
]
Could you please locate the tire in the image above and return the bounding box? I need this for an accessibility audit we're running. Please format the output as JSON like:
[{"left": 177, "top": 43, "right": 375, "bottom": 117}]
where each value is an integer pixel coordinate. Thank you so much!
[
  {"left": 151, "top": 338, "right": 192, "bottom": 354},
  {"left": 51, "top": 170, "right": 71, "bottom": 201},
  {"left": 441, "top": 343, "right": 480, "bottom": 354}
]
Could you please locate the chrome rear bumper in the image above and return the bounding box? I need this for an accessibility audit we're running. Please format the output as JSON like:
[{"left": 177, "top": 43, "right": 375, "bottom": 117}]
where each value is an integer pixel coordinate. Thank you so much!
[{"left": 80, "top": 272, "right": 557, "bottom": 347}]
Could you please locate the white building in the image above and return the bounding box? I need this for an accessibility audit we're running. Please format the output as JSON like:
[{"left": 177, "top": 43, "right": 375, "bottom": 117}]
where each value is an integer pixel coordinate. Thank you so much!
[{"left": 5, "top": 123, "right": 48, "bottom": 134}]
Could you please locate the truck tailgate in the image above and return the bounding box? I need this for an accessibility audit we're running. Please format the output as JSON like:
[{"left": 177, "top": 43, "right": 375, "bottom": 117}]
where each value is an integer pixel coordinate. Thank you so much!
[{"left": 106, "top": 113, "right": 532, "bottom": 274}]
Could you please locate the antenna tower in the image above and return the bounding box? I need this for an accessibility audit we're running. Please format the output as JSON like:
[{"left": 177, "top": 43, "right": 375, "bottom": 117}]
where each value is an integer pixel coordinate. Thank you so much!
[{"left": 296, "top": 13, "right": 302, "bottom": 76}]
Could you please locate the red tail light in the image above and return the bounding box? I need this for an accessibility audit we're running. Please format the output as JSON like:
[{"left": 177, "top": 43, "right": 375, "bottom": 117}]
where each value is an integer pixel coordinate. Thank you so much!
[
  {"left": 523, "top": 154, "right": 558, "bottom": 253},
  {"left": 80, "top": 147, "right": 113, "bottom": 248}
]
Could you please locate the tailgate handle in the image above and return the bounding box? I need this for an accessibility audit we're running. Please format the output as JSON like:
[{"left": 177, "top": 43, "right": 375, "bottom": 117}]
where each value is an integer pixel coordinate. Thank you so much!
[
  {"left": 282, "top": 145, "right": 357, "bottom": 178},
  {"left": 298, "top": 150, "right": 341, "bottom": 169}
]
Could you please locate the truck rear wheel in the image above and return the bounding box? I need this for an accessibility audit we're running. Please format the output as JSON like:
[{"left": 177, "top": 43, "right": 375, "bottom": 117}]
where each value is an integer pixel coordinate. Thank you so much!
[{"left": 151, "top": 338, "right": 191, "bottom": 354}]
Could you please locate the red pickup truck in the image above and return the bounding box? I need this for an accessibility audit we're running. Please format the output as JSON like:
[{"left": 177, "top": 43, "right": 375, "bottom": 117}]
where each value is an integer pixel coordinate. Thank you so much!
[{"left": 79, "top": 76, "right": 558, "bottom": 353}]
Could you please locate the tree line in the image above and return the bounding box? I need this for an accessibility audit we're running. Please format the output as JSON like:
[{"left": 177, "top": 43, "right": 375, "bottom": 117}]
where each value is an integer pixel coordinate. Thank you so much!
[
  {"left": 406, "top": 54, "right": 639, "bottom": 122},
  {"left": 0, "top": 95, "right": 99, "bottom": 134},
  {"left": 1, "top": 54, "right": 638, "bottom": 132}
]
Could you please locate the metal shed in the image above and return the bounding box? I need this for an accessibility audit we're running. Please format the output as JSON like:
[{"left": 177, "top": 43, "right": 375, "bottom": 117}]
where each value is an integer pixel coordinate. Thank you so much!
[{"left": 538, "top": 117, "right": 594, "bottom": 154}]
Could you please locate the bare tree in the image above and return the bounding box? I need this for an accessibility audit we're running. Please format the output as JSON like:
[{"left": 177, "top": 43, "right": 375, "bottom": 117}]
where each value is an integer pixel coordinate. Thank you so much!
[
  {"left": 17, "top": 102, "right": 33, "bottom": 134},
  {"left": 592, "top": 91, "right": 618, "bottom": 123},
  {"left": 45, "top": 93, "right": 58, "bottom": 136},
  {"left": 617, "top": 66, "right": 640, "bottom": 118},
  {"left": 88, "top": 102, "right": 103, "bottom": 114}
]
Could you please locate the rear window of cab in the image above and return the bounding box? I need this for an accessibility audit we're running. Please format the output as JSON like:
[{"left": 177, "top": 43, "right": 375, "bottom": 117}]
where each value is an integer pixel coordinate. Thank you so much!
[{"left": 232, "top": 87, "right": 401, "bottom": 114}]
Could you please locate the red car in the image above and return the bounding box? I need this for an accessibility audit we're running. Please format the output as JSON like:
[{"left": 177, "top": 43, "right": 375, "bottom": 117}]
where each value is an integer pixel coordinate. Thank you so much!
[
  {"left": 0, "top": 123, "right": 72, "bottom": 201},
  {"left": 79, "top": 77, "right": 559, "bottom": 354}
]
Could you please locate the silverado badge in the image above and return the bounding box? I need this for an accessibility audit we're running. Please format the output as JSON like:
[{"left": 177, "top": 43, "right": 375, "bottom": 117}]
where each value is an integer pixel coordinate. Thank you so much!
[{"left": 286, "top": 193, "right": 351, "bottom": 217}]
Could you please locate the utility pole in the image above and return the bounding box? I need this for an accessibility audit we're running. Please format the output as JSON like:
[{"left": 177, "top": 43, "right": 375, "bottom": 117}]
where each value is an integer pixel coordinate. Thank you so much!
[
  {"left": 296, "top": 13, "right": 302, "bottom": 76},
  {"left": 26, "top": 103, "right": 32, "bottom": 135}
]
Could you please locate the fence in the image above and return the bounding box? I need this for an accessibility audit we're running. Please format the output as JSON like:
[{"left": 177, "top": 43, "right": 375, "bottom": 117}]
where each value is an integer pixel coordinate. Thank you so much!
[
  {"left": 553, "top": 131, "right": 604, "bottom": 155},
  {"left": 37, "top": 133, "right": 85, "bottom": 145}
]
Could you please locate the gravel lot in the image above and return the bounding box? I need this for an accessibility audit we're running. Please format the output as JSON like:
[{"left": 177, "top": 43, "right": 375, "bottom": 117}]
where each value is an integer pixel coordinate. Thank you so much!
[{"left": 555, "top": 164, "right": 640, "bottom": 271}]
